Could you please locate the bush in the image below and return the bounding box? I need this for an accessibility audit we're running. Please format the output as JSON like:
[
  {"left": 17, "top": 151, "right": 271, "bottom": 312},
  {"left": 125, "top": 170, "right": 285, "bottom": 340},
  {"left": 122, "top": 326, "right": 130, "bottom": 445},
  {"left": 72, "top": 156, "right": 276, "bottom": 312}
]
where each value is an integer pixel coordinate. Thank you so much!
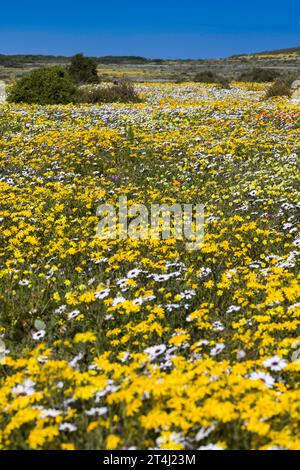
[
  {"left": 7, "top": 66, "right": 78, "bottom": 104},
  {"left": 68, "top": 53, "right": 99, "bottom": 84},
  {"left": 265, "top": 80, "right": 292, "bottom": 99},
  {"left": 78, "top": 81, "right": 141, "bottom": 104},
  {"left": 193, "top": 71, "right": 230, "bottom": 88},
  {"left": 279, "top": 71, "right": 300, "bottom": 87},
  {"left": 238, "top": 68, "right": 280, "bottom": 83}
]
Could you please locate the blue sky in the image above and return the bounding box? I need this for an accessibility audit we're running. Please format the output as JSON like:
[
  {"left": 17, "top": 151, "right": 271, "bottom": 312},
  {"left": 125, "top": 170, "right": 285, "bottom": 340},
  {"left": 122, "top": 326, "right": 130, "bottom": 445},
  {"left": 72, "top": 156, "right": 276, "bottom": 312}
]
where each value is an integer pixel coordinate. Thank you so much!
[{"left": 0, "top": 0, "right": 300, "bottom": 58}]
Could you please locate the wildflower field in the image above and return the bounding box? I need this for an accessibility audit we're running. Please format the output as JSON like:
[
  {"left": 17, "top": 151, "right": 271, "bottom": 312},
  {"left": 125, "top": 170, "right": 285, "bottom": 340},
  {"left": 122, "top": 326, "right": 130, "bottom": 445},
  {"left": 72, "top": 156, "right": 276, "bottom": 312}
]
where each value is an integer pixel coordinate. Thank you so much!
[{"left": 0, "top": 82, "right": 300, "bottom": 450}]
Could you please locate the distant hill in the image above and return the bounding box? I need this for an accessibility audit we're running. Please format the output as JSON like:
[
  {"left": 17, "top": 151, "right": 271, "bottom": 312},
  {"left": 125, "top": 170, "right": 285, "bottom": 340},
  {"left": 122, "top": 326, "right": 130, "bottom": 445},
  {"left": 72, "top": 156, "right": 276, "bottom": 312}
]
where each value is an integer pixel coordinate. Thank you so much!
[
  {"left": 0, "top": 54, "right": 156, "bottom": 67},
  {"left": 253, "top": 46, "right": 300, "bottom": 56},
  {"left": 2, "top": 48, "right": 300, "bottom": 67},
  {"left": 231, "top": 46, "right": 300, "bottom": 58}
]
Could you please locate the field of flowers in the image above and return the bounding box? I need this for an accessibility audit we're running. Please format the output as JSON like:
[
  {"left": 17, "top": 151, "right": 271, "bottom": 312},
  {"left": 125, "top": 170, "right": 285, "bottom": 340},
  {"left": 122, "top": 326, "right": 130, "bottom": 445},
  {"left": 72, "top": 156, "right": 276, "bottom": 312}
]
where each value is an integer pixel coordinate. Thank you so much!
[{"left": 0, "top": 82, "right": 299, "bottom": 450}]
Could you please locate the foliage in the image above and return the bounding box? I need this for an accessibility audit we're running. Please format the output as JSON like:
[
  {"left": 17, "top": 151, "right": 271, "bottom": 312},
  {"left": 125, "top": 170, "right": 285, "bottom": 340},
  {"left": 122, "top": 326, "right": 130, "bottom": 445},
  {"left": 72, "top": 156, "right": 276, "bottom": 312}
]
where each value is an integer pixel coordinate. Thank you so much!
[
  {"left": 193, "top": 70, "right": 230, "bottom": 88},
  {"left": 238, "top": 68, "right": 281, "bottom": 82},
  {"left": 78, "top": 81, "right": 141, "bottom": 103},
  {"left": 68, "top": 53, "right": 99, "bottom": 84},
  {"left": 265, "top": 80, "right": 292, "bottom": 99},
  {"left": 7, "top": 66, "right": 78, "bottom": 104}
]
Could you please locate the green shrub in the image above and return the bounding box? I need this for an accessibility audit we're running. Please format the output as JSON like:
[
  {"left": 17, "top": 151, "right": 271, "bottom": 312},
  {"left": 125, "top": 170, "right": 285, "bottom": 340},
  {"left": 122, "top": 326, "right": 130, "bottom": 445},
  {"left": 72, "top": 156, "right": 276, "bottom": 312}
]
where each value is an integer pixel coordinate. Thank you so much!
[
  {"left": 238, "top": 68, "right": 280, "bottom": 83},
  {"left": 174, "top": 74, "right": 188, "bottom": 83},
  {"left": 68, "top": 53, "right": 99, "bottom": 84},
  {"left": 265, "top": 80, "right": 292, "bottom": 99},
  {"left": 7, "top": 66, "right": 78, "bottom": 104},
  {"left": 78, "top": 81, "right": 141, "bottom": 104},
  {"left": 279, "top": 71, "right": 300, "bottom": 87},
  {"left": 193, "top": 71, "right": 230, "bottom": 88}
]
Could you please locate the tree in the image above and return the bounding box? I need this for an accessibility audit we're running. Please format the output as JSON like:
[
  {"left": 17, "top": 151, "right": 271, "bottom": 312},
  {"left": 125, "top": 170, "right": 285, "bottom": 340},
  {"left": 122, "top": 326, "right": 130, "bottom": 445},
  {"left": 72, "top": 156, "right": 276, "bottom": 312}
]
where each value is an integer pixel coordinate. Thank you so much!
[
  {"left": 7, "top": 66, "right": 78, "bottom": 104},
  {"left": 68, "top": 53, "right": 99, "bottom": 84}
]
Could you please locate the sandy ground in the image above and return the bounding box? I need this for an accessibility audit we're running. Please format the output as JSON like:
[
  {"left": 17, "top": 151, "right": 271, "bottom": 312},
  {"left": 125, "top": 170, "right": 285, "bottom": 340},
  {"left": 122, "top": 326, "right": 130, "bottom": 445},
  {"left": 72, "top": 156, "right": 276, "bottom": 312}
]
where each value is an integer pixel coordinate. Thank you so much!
[{"left": 0, "top": 81, "right": 6, "bottom": 102}]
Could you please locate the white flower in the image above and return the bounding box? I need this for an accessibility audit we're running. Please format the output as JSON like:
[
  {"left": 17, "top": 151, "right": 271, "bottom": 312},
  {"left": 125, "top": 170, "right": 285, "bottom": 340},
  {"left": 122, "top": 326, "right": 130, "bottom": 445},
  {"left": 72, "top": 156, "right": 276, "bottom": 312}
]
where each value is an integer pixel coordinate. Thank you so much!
[
  {"left": 59, "top": 423, "right": 77, "bottom": 432},
  {"left": 226, "top": 305, "right": 241, "bottom": 314},
  {"left": 196, "top": 339, "right": 210, "bottom": 347},
  {"left": 0, "top": 339, "right": 9, "bottom": 358},
  {"left": 32, "top": 330, "right": 46, "bottom": 341},
  {"left": 249, "top": 371, "right": 275, "bottom": 388},
  {"left": 67, "top": 309, "right": 80, "bottom": 320},
  {"left": 116, "top": 278, "right": 128, "bottom": 289},
  {"left": 166, "top": 303, "right": 181, "bottom": 311},
  {"left": 85, "top": 407, "right": 108, "bottom": 416},
  {"left": 112, "top": 295, "right": 126, "bottom": 306},
  {"left": 237, "top": 350, "right": 246, "bottom": 360},
  {"left": 127, "top": 268, "right": 142, "bottom": 279},
  {"left": 195, "top": 426, "right": 215, "bottom": 442},
  {"left": 95, "top": 288, "right": 110, "bottom": 299},
  {"left": 40, "top": 408, "right": 61, "bottom": 418},
  {"left": 197, "top": 267, "right": 212, "bottom": 278},
  {"left": 180, "top": 289, "right": 196, "bottom": 299},
  {"left": 152, "top": 272, "right": 180, "bottom": 282},
  {"left": 12, "top": 379, "right": 35, "bottom": 396},
  {"left": 293, "top": 238, "right": 300, "bottom": 247},
  {"left": 210, "top": 343, "right": 225, "bottom": 356},
  {"left": 94, "top": 257, "right": 108, "bottom": 264},
  {"left": 19, "top": 279, "right": 30, "bottom": 286},
  {"left": 152, "top": 274, "right": 170, "bottom": 282},
  {"left": 54, "top": 305, "right": 67, "bottom": 314},
  {"left": 198, "top": 443, "right": 223, "bottom": 450},
  {"left": 68, "top": 353, "right": 83, "bottom": 368},
  {"left": 144, "top": 344, "right": 166, "bottom": 360},
  {"left": 212, "top": 321, "right": 224, "bottom": 332},
  {"left": 120, "top": 352, "right": 130, "bottom": 362},
  {"left": 133, "top": 295, "right": 155, "bottom": 305},
  {"left": 263, "top": 356, "right": 287, "bottom": 371}
]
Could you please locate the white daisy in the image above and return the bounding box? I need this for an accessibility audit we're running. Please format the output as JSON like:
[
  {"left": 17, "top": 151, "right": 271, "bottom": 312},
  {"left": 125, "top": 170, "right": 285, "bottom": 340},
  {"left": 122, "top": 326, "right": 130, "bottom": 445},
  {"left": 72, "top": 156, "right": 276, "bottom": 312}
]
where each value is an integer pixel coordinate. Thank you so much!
[
  {"left": 127, "top": 268, "right": 142, "bottom": 279},
  {"left": 263, "top": 356, "right": 287, "bottom": 371},
  {"left": 85, "top": 407, "right": 108, "bottom": 416},
  {"left": 210, "top": 343, "right": 225, "bottom": 356},
  {"left": 59, "top": 423, "right": 77, "bottom": 432},
  {"left": 144, "top": 344, "right": 166, "bottom": 360},
  {"left": 67, "top": 309, "right": 80, "bottom": 320},
  {"left": 32, "top": 330, "right": 46, "bottom": 341},
  {"left": 95, "top": 288, "right": 110, "bottom": 299},
  {"left": 249, "top": 371, "right": 275, "bottom": 388}
]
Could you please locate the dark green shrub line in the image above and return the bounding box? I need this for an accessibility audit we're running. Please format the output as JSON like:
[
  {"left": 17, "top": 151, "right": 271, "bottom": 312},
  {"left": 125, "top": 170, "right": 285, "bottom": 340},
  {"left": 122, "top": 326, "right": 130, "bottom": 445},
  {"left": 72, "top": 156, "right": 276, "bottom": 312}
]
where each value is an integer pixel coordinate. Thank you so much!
[
  {"left": 7, "top": 56, "right": 142, "bottom": 105},
  {"left": 238, "top": 68, "right": 281, "bottom": 83},
  {"left": 193, "top": 71, "right": 230, "bottom": 89}
]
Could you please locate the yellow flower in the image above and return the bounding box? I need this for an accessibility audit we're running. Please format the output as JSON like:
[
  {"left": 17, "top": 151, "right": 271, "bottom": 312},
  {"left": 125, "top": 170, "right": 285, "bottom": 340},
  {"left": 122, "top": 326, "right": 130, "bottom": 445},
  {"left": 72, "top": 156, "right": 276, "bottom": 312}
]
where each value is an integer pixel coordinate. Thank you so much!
[
  {"left": 106, "top": 434, "right": 121, "bottom": 450},
  {"left": 74, "top": 332, "right": 96, "bottom": 344}
]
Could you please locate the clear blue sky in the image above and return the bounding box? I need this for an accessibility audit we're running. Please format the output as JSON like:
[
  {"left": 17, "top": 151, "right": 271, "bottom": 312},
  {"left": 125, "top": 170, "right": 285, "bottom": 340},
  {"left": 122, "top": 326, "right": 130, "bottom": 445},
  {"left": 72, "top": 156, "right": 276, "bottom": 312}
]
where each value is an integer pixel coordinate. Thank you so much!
[{"left": 1, "top": 0, "right": 300, "bottom": 58}]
